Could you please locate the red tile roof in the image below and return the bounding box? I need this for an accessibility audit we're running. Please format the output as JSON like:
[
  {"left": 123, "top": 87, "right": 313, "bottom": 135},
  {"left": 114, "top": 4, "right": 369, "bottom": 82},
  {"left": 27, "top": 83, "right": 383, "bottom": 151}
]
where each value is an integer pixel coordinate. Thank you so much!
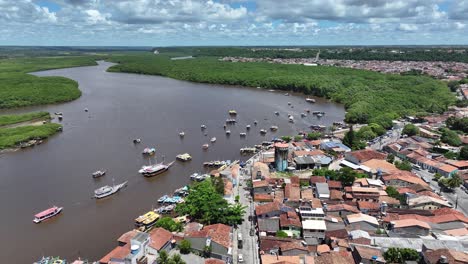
[
  {"left": 310, "top": 176, "right": 326, "bottom": 183},
  {"left": 188, "top": 224, "right": 232, "bottom": 249},
  {"left": 330, "top": 190, "right": 343, "bottom": 200},
  {"left": 99, "top": 245, "right": 130, "bottom": 263},
  {"left": 255, "top": 201, "right": 282, "bottom": 216},
  {"left": 383, "top": 170, "right": 428, "bottom": 186},
  {"left": 327, "top": 180, "right": 342, "bottom": 189},
  {"left": 284, "top": 183, "right": 301, "bottom": 200},
  {"left": 326, "top": 204, "right": 359, "bottom": 213},
  {"left": 205, "top": 258, "right": 225, "bottom": 264},
  {"left": 117, "top": 230, "right": 138, "bottom": 245},
  {"left": 253, "top": 180, "right": 270, "bottom": 188},
  {"left": 392, "top": 219, "right": 431, "bottom": 229},
  {"left": 353, "top": 246, "right": 383, "bottom": 261},
  {"left": 325, "top": 229, "right": 348, "bottom": 239},
  {"left": 148, "top": 227, "right": 173, "bottom": 250},
  {"left": 396, "top": 187, "right": 416, "bottom": 194},
  {"left": 314, "top": 251, "right": 354, "bottom": 264},
  {"left": 357, "top": 201, "right": 380, "bottom": 211},
  {"left": 254, "top": 193, "right": 274, "bottom": 202},
  {"left": 348, "top": 149, "right": 387, "bottom": 163},
  {"left": 424, "top": 249, "right": 468, "bottom": 264},
  {"left": 280, "top": 213, "right": 302, "bottom": 228}
]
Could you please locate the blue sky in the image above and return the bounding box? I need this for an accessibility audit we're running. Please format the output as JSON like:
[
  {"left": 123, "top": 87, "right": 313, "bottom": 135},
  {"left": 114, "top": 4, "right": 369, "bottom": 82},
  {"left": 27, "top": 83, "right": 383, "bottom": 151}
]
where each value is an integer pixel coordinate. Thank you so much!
[{"left": 0, "top": 0, "right": 467, "bottom": 46}]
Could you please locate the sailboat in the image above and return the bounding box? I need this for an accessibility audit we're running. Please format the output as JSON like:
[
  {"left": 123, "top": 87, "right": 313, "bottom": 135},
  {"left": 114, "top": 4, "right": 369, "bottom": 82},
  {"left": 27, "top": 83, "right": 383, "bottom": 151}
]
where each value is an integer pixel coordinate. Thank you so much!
[{"left": 94, "top": 177, "right": 127, "bottom": 199}]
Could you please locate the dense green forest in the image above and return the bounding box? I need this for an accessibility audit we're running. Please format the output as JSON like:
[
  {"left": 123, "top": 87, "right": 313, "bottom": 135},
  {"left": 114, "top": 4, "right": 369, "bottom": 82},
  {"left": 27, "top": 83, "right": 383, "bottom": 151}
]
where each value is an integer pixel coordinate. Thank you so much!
[
  {"left": 155, "top": 47, "right": 468, "bottom": 62},
  {"left": 108, "top": 54, "right": 455, "bottom": 125},
  {"left": 0, "top": 56, "right": 98, "bottom": 108}
]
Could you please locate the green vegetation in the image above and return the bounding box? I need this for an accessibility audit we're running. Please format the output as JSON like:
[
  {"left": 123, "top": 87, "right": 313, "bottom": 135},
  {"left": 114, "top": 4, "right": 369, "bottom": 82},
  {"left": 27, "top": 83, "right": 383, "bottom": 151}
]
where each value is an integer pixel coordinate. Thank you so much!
[
  {"left": 157, "top": 250, "right": 186, "bottom": 264},
  {"left": 107, "top": 54, "right": 455, "bottom": 125},
  {"left": 293, "top": 135, "right": 303, "bottom": 142},
  {"left": 154, "top": 217, "right": 183, "bottom": 232},
  {"left": 313, "top": 167, "right": 366, "bottom": 186},
  {"left": 175, "top": 179, "right": 246, "bottom": 225},
  {"left": 385, "top": 186, "right": 405, "bottom": 204},
  {"left": 0, "top": 111, "right": 49, "bottom": 126},
  {"left": 446, "top": 116, "right": 468, "bottom": 133},
  {"left": 386, "top": 154, "right": 395, "bottom": 164},
  {"left": 402, "top": 124, "right": 419, "bottom": 136},
  {"left": 281, "top": 136, "right": 292, "bottom": 142},
  {"left": 440, "top": 174, "right": 463, "bottom": 189},
  {"left": 179, "top": 240, "right": 191, "bottom": 254},
  {"left": 276, "top": 230, "right": 289, "bottom": 238},
  {"left": 306, "top": 132, "right": 322, "bottom": 140},
  {"left": 343, "top": 126, "right": 366, "bottom": 150},
  {"left": 0, "top": 123, "right": 61, "bottom": 149},
  {"left": 460, "top": 146, "right": 468, "bottom": 160},
  {"left": 383, "top": 248, "right": 420, "bottom": 263},
  {"left": 394, "top": 160, "right": 412, "bottom": 171},
  {"left": 440, "top": 128, "right": 462, "bottom": 146}
]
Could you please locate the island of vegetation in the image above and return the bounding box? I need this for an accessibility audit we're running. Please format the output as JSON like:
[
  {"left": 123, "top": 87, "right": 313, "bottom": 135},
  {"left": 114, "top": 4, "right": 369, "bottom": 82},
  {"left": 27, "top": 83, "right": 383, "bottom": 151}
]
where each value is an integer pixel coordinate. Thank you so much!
[{"left": 107, "top": 53, "right": 455, "bottom": 126}]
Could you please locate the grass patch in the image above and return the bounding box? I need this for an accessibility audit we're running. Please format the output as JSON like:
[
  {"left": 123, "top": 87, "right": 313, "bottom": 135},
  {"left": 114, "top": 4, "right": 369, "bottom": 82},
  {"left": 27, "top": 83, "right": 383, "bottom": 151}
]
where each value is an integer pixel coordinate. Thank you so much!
[
  {"left": 0, "top": 123, "right": 61, "bottom": 149},
  {"left": 0, "top": 111, "right": 50, "bottom": 126}
]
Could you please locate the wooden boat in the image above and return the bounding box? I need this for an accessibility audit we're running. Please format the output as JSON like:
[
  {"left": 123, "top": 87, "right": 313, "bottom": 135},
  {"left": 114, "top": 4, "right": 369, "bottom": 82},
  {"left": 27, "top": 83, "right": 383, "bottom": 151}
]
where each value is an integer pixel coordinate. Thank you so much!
[{"left": 33, "top": 206, "right": 63, "bottom": 223}]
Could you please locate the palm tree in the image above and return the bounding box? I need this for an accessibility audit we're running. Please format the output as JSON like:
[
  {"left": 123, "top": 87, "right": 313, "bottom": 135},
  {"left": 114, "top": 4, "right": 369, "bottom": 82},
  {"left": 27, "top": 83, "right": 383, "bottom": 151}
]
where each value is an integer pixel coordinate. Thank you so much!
[{"left": 157, "top": 250, "right": 170, "bottom": 264}]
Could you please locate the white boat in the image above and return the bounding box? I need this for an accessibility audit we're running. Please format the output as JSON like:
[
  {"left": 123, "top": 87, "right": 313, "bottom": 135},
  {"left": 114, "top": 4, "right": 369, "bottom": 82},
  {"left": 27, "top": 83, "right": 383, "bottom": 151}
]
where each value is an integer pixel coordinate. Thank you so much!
[
  {"left": 190, "top": 173, "right": 200, "bottom": 180},
  {"left": 226, "top": 130, "right": 231, "bottom": 135},
  {"left": 92, "top": 170, "right": 106, "bottom": 178},
  {"left": 179, "top": 131, "right": 185, "bottom": 137},
  {"left": 33, "top": 206, "right": 63, "bottom": 223},
  {"left": 210, "top": 137, "right": 216, "bottom": 143},
  {"left": 289, "top": 116, "right": 294, "bottom": 123},
  {"left": 275, "top": 111, "right": 279, "bottom": 115},
  {"left": 176, "top": 153, "right": 192, "bottom": 161},
  {"left": 306, "top": 98, "right": 316, "bottom": 103},
  {"left": 301, "top": 113, "right": 306, "bottom": 117},
  {"left": 142, "top": 147, "right": 156, "bottom": 155},
  {"left": 139, "top": 161, "right": 174, "bottom": 177},
  {"left": 240, "top": 132, "right": 246, "bottom": 137},
  {"left": 246, "top": 125, "right": 251, "bottom": 130},
  {"left": 202, "top": 144, "right": 209, "bottom": 150},
  {"left": 287, "top": 102, "right": 291, "bottom": 105},
  {"left": 201, "top": 125, "right": 207, "bottom": 130},
  {"left": 133, "top": 138, "right": 141, "bottom": 144},
  {"left": 84, "top": 108, "right": 89, "bottom": 112},
  {"left": 270, "top": 126, "right": 278, "bottom": 131},
  {"left": 94, "top": 180, "right": 127, "bottom": 199},
  {"left": 260, "top": 129, "right": 267, "bottom": 134},
  {"left": 254, "top": 120, "right": 258, "bottom": 125}
]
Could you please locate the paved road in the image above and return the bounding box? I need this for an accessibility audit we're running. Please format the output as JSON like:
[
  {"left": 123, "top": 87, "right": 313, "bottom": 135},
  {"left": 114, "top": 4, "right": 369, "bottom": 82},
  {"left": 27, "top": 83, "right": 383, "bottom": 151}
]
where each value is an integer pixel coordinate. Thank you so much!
[
  {"left": 414, "top": 169, "right": 468, "bottom": 215},
  {"left": 232, "top": 156, "right": 259, "bottom": 264},
  {"left": 369, "top": 127, "right": 402, "bottom": 150}
]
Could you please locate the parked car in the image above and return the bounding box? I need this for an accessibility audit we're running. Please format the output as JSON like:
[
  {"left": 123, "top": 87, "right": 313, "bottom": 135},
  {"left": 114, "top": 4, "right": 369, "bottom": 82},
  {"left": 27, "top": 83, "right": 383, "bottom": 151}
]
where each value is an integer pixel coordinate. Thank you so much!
[{"left": 238, "top": 254, "right": 244, "bottom": 263}]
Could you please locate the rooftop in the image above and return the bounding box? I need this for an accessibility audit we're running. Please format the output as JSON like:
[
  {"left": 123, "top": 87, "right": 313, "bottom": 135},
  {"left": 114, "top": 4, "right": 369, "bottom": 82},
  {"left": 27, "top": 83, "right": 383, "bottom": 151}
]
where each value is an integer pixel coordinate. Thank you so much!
[
  {"left": 148, "top": 227, "right": 173, "bottom": 250},
  {"left": 188, "top": 223, "right": 232, "bottom": 249},
  {"left": 346, "top": 213, "right": 379, "bottom": 226},
  {"left": 302, "top": 219, "right": 327, "bottom": 230},
  {"left": 391, "top": 219, "right": 431, "bottom": 230}
]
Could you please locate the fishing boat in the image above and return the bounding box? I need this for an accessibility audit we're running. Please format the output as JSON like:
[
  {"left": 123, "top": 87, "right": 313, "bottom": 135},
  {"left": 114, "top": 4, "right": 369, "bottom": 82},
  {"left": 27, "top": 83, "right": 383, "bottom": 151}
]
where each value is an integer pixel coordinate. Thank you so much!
[
  {"left": 58, "top": 115, "right": 63, "bottom": 121},
  {"left": 92, "top": 170, "right": 106, "bottom": 178},
  {"left": 135, "top": 211, "right": 160, "bottom": 230},
  {"left": 201, "top": 124, "right": 207, "bottom": 130},
  {"left": 301, "top": 113, "right": 306, "bottom": 117},
  {"left": 228, "top": 110, "right": 237, "bottom": 115},
  {"left": 142, "top": 147, "right": 156, "bottom": 155},
  {"left": 260, "top": 129, "right": 267, "bottom": 134},
  {"left": 84, "top": 108, "right": 89, "bottom": 112},
  {"left": 253, "top": 120, "right": 258, "bottom": 125},
  {"left": 312, "top": 111, "right": 325, "bottom": 115},
  {"left": 33, "top": 206, "right": 63, "bottom": 223},
  {"left": 190, "top": 172, "right": 200, "bottom": 180},
  {"left": 202, "top": 144, "right": 209, "bottom": 150},
  {"left": 287, "top": 102, "right": 291, "bottom": 105},
  {"left": 94, "top": 180, "right": 127, "bottom": 199},
  {"left": 210, "top": 137, "right": 217, "bottom": 143},
  {"left": 317, "top": 113, "right": 324, "bottom": 117},
  {"left": 179, "top": 131, "right": 185, "bottom": 137},
  {"left": 195, "top": 174, "right": 209, "bottom": 182},
  {"left": 54, "top": 112, "right": 62, "bottom": 116},
  {"left": 176, "top": 153, "right": 192, "bottom": 161},
  {"left": 289, "top": 116, "right": 294, "bottom": 123},
  {"left": 240, "top": 132, "right": 246, "bottom": 137},
  {"left": 133, "top": 138, "right": 141, "bottom": 144},
  {"left": 240, "top": 147, "right": 257, "bottom": 154},
  {"left": 275, "top": 111, "right": 279, "bottom": 115},
  {"left": 270, "top": 126, "right": 278, "bottom": 131},
  {"left": 226, "top": 119, "right": 237, "bottom": 124},
  {"left": 226, "top": 130, "right": 231, "bottom": 135},
  {"left": 306, "top": 98, "right": 316, "bottom": 103},
  {"left": 138, "top": 161, "right": 175, "bottom": 177},
  {"left": 246, "top": 125, "right": 251, "bottom": 130},
  {"left": 174, "top": 186, "right": 189, "bottom": 196},
  {"left": 158, "top": 195, "right": 169, "bottom": 203}
]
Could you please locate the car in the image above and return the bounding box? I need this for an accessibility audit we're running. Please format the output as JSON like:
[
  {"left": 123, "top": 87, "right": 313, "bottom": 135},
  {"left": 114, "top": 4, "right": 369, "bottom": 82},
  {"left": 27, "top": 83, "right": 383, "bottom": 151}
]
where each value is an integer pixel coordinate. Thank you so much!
[{"left": 238, "top": 254, "right": 244, "bottom": 263}]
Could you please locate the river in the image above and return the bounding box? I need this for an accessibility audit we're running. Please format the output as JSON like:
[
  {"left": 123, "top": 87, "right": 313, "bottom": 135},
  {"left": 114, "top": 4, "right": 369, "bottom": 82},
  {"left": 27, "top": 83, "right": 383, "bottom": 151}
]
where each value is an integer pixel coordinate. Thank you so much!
[{"left": 0, "top": 61, "right": 344, "bottom": 263}]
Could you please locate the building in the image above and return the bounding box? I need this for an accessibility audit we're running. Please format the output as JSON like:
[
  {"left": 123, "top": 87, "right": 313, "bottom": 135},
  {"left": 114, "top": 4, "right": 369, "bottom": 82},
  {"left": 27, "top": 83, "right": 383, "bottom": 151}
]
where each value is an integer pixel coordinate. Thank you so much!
[
  {"left": 346, "top": 213, "right": 380, "bottom": 232},
  {"left": 255, "top": 201, "right": 283, "bottom": 218},
  {"left": 315, "top": 182, "right": 330, "bottom": 199},
  {"left": 423, "top": 249, "right": 468, "bottom": 264},
  {"left": 302, "top": 219, "right": 327, "bottom": 245},
  {"left": 345, "top": 149, "right": 387, "bottom": 165},
  {"left": 351, "top": 245, "right": 385, "bottom": 264},
  {"left": 274, "top": 143, "right": 289, "bottom": 172},
  {"left": 146, "top": 228, "right": 174, "bottom": 260},
  {"left": 258, "top": 218, "right": 280, "bottom": 236},
  {"left": 389, "top": 219, "right": 431, "bottom": 236},
  {"left": 299, "top": 203, "right": 325, "bottom": 220},
  {"left": 252, "top": 180, "right": 272, "bottom": 194},
  {"left": 407, "top": 195, "right": 451, "bottom": 210},
  {"left": 185, "top": 224, "right": 232, "bottom": 261}
]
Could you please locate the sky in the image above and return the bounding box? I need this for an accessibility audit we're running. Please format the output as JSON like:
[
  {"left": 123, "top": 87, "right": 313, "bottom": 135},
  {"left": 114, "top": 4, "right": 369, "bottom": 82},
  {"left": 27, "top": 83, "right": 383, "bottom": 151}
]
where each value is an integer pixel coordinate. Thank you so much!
[{"left": 0, "top": 0, "right": 467, "bottom": 46}]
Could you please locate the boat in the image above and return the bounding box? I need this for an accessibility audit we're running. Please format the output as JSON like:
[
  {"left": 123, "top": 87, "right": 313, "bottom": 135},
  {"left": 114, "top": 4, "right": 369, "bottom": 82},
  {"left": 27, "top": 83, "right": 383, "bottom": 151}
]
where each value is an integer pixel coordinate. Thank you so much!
[
  {"left": 287, "top": 102, "right": 291, "bottom": 105},
  {"left": 176, "top": 153, "right": 192, "bottom": 161},
  {"left": 210, "top": 137, "right": 217, "bottom": 143},
  {"left": 253, "top": 120, "right": 258, "bottom": 125},
  {"left": 135, "top": 211, "right": 160, "bottom": 230},
  {"left": 57, "top": 115, "right": 63, "bottom": 121},
  {"left": 54, "top": 112, "right": 62, "bottom": 116},
  {"left": 190, "top": 172, "right": 200, "bottom": 180},
  {"left": 157, "top": 204, "right": 176, "bottom": 214},
  {"left": 158, "top": 195, "right": 169, "bottom": 203},
  {"left": 228, "top": 110, "right": 237, "bottom": 115},
  {"left": 142, "top": 147, "right": 156, "bottom": 155},
  {"left": 260, "top": 129, "right": 267, "bottom": 134},
  {"left": 289, "top": 116, "right": 294, "bottom": 123},
  {"left": 34, "top": 256, "right": 66, "bottom": 264},
  {"left": 201, "top": 125, "right": 207, "bottom": 130},
  {"left": 202, "top": 144, "right": 209, "bottom": 150},
  {"left": 195, "top": 174, "right": 209, "bottom": 182},
  {"left": 226, "top": 119, "right": 237, "bottom": 124},
  {"left": 317, "top": 113, "right": 324, "bottom": 117},
  {"left": 84, "top": 108, "right": 89, "bottom": 112},
  {"left": 270, "top": 126, "right": 278, "bottom": 131},
  {"left": 240, "top": 132, "right": 246, "bottom": 137},
  {"left": 179, "top": 131, "right": 185, "bottom": 137},
  {"left": 312, "top": 111, "right": 325, "bottom": 115},
  {"left": 240, "top": 147, "right": 257, "bottom": 154},
  {"left": 33, "top": 206, "right": 63, "bottom": 223},
  {"left": 94, "top": 180, "right": 128, "bottom": 199},
  {"left": 139, "top": 161, "right": 174, "bottom": 177},
  {"left": 284, "top": 93, "right": 290, "bottom": 96},
  {"left": 133, "top": 138, "right": 141, "bottom": 144},
  {"left": 246, "top": 125, "right": 251, "bottom": 130},
  {"left": 275, "top": 111, "right": 279, "bottom": 115},
  {"left": 226, "top": 130, "right": 231, "bottom": 135},
  {"left": 306, "top": 98, "right": 316, "bottom": 103},
  {"left": 305, "top": 109, "right": 310, "bottom": 113},
  {"left": 92, "top": 170, "right": 106, "bottom": 178},
  {"left": 174, "top": 186, "right": 189, "bottom": 196},
  {"left": 301, "top": 113, "right": 306, "bottom": 117}
]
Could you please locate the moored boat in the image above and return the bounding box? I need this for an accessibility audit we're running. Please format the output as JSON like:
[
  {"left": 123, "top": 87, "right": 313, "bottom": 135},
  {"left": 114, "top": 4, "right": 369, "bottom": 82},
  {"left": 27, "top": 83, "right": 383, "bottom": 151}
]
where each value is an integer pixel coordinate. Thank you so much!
[
  {"left": 158, "top": 195, "right": 169, "bottom": 203},
  {"left": 270, "top": 126, "right": 278, "bottom": 131},
  {"left": 246, "top": 125, "right": 251, "bottom": 130},
  {"left": 210, "top": 137, "right": 217, "bottom": 143},
  {"left": 260, "top": 129, "right": 267, "bottom": 134},
  {"left": 201, "top": 124, "right": 207, "bottom": 130},
  {"left": 94, "top": 181, "right": 127, "bottom": 199},
  {"left": 202, "top": 144, "right": 209, "bottom": 150},
  {"left": 288, "top": 116, "right": 294, "bottom": 123},
  {"left": 135, "top": 211, "right": 160, "bottom": 230},
  {"left": 190, "top": 172, "right": 200, "bottom": 180},
  {"left": 176, "top": 153, "right": 192, "bottom": 161},
  {"left": 33, "top": 206, "right": 63, "bottom": 223},
  {"left": 92, "top": 170, "right": 106, "bottom": 178},
  {"left": 253, "top": 120, "right": 258, "bottom": 125},
  {"left": 226, "top": 130, "right": 231, "bottom": 135},
  {"left": 133, "top": 138, "right": 141, "bottom": 144},
  {"left": 142, "top": 147, "right": 156, "bottom": 155},
  {"left": 179, "top": 131, "right": 185, "bottom": 137},
  {"left": 240, "top": 132, "right": 246, "bottom": 137},
  {"left": 306, "top": 98, "right": 316, "bottom": 103},
  {"left": 275, "top": 111, "right": 279, "bottom": 115},
  {"left": 301, "top": 113, "right": 306, "bottom": 117},
  {"left": 228, "top": 110, "right": 237, "bottom": 115},
  {"left": 138, "top": 161, "right": 174, "bottom": 177}
]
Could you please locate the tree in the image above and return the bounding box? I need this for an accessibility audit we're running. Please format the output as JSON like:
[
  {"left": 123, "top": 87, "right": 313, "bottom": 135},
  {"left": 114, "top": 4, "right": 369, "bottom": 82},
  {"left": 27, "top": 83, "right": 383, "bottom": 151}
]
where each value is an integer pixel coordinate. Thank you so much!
[
  {"left": 386, "top": 186, "right": 399, "bottom": 198},
  {"left": 448, "top": 80, "right": 460, "bottom": 92},
  {"left": 176, "top": 179, "right": 246, "bottom": 225},
  {"left": 434, "top": 172, "right": 442, "bottom": 181},
  {"left": 337, "top": 167, "right": 357, "bottom": 186},
  {"left": 170, "top": 254, "right": 186, "bottom": 264},
  {"left": 306, "top": 132, "right": 321, "bottom": 140},
  {"left": 294, "top": 135, "right": 303, "bottom": 142},
  {"left": 440, "top": 128, "right": 462, "bottom": 146},
  {"left": 211, "top": 176, "right": 225, "bottom": 195},
  {"left": 460, "top": 146, "right": 468, "bottom": 160},
  {"left": 343, "top": 126, "right": 366, "bottom": 150},
  {"left": 155, "top": 217, "right": 183, "bottom": 232},
  {"left": 357, "top": 126, "right": 377, "bottom": 140},
  {"left": 402, "top": 124, "right": 419, "bottom": 136},
  {"left": 276, "top": 230, "right": 288, "bottom": 238},
  {"left": 179, "top": 239, "right": 191, "bottom": 254},
  {"left": 369, "top": 123, "right": 386, "bottom": 136},
  {"left": 157, "top": 250, "right": 170, "bottom": 264},
  {"left": 395, "top": 160, "right": 412, "bottom": 171},
  {"left": 383, "top": 248, "right": 420, "bottom": 263},
  {"left": 386, "top": 154, "right": 395, "bottom": 164},
  {"left": 281, "top": 136, "right": 292, "bottom": 143},
  {"left": 447, "top": 174, "right": 462, "bottom": 189}
]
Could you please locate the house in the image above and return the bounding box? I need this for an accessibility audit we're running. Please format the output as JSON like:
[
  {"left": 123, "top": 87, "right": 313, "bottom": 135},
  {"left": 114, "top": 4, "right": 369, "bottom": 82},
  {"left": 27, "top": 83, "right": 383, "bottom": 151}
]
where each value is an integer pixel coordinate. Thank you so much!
[
  {"left": 99, "top": 231, "right": 150, "bottom": 264},
  {"left": 326, "top": 204, "right": 359, "bottom": 218},
  {"left": 407, "top": 195, "right": 451, "bottom": 210},
  {"left": 437, "top": 164, "right": 458, "bottom": 177},
  {"left": 256, "top": 201, "right": 283, "bottom": 218},
  {"left": 185, "top": 224, "right": 232, "bottom": 261},
  {"left": 361, "top": 159, "right": 398, "bottom": 175},
  {"left": 357, "top": 201, "right": 381, "bottom": 216},
  {"left": 302, "top": 219, "right": 327, "bottom": 245},
  {"left": 382, "top": 170, "right": 428, "bottom": 187},
  {"left": 314, "top": 251, "right": 354, "bottom": 264},
  {"left": 327, "top": 180, "right": 342, "bottom": 190},
  {"left": 315, "top": 182, "right": 330, "bottom": 199},
  {"left": 345, "top": 149, "right": 387, "bottom": 165},
  {"left": 347, "top": 186, "right": 381, "bottom": 202},
  {"left": 299, "top": 202, "right": 325, "bottom": 220},
  {"left": 310, "top": 176, "right": 326, "bottom": 185},
  {"left": 252, "top": 161, "right": 270, "bottom": 180},
  {"left": 99, "top": 245, "right": 131, "bottom": 264},
  {"left": 284, "top": 183, "right": 301, "bottom": 206},
  {"left": 258, "top": 218, "right": 280, "bottom": 236},
  {"left": 389, "top": 219, "right": 431, "bottom": 236},
  {"left": 346, "top": 213, "right": 379, "bottom": 232},
  {"left": 320, "top": 140, "right": 352, "bottom": 153},
  {"left": 146, "top": 228, "right": 174, "bottom": 260},
  {"left": 329, "top": 189, "right": 344, "bottom": 201},
  {"left": 254, "top": 193, "right": 274, "bottom": 202},
  {"left": 423, "top": 249, "right": 468, "bottom": 264},
  {"left": 280, "top": 213, "right": 302, "bottom": 237},
  {"left": 252, "top": 180, "right": 272, "bottom": 194},
  {"left": 351, "top": 245, "right": 385, "bottom": 264}
]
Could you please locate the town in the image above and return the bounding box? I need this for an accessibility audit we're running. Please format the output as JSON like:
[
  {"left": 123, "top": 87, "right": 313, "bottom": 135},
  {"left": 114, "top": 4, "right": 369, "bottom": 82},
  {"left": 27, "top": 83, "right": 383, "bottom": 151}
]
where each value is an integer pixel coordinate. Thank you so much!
[{"left": 44, "top": 100, "right": 468, "bottom": 264}]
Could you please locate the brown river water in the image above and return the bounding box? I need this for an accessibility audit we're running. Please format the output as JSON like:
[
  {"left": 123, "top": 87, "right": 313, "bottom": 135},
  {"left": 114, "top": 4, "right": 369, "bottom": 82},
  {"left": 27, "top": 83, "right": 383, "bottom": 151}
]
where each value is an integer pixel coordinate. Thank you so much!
[{"left": 0, "top": 61, "right": 344, "bottom": 263}]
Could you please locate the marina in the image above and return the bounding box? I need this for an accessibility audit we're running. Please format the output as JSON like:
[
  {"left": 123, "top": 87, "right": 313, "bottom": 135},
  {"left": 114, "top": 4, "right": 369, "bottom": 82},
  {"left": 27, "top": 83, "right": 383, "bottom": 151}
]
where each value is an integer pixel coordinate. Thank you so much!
[{"left": 0, "top": 61, "right": 344, "bottom": 262}]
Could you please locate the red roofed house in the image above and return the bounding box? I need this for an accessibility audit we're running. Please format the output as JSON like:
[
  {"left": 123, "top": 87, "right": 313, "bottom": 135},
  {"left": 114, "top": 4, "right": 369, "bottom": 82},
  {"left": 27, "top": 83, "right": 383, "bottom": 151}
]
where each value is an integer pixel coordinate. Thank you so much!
[
  {"left": 389, "top": 219, "right": 431, "bottom": 236},
  {"left": 280, "top": 213, "right": 302, "bottom": 237},
  {"left": 382, "top": 170, "right": 428, "bottom": 187},
  {"left": 146, "top": 228, "right": 174, "bottom": 259},
  {"left": 256, "top": 201, "right": 283, "bottom": 218},
  {"left": 326, "top": 204, "right": 359, "bottom": 218},
  {"left": 345, "top": 149, "right": 387, "bottom": 165},
  {"left": 253, "top": 180, "right": 272, "bottom": 195},
  {"left": 185, "top": 224, "right": 232, "bottom": 261},
  {"left": 357, "top": 201, "right": 381, "bottom": 216}
]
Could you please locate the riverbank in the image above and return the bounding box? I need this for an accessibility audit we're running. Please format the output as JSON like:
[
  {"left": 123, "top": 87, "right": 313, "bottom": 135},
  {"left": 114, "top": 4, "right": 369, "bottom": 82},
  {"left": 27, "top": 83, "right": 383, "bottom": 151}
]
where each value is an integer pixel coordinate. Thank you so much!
[
  {"left": 0, "top": 112, "right": 61, "bottom": 150},
  {"left": 106, "top": 53, "right": 455, "bottom": 127}
]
